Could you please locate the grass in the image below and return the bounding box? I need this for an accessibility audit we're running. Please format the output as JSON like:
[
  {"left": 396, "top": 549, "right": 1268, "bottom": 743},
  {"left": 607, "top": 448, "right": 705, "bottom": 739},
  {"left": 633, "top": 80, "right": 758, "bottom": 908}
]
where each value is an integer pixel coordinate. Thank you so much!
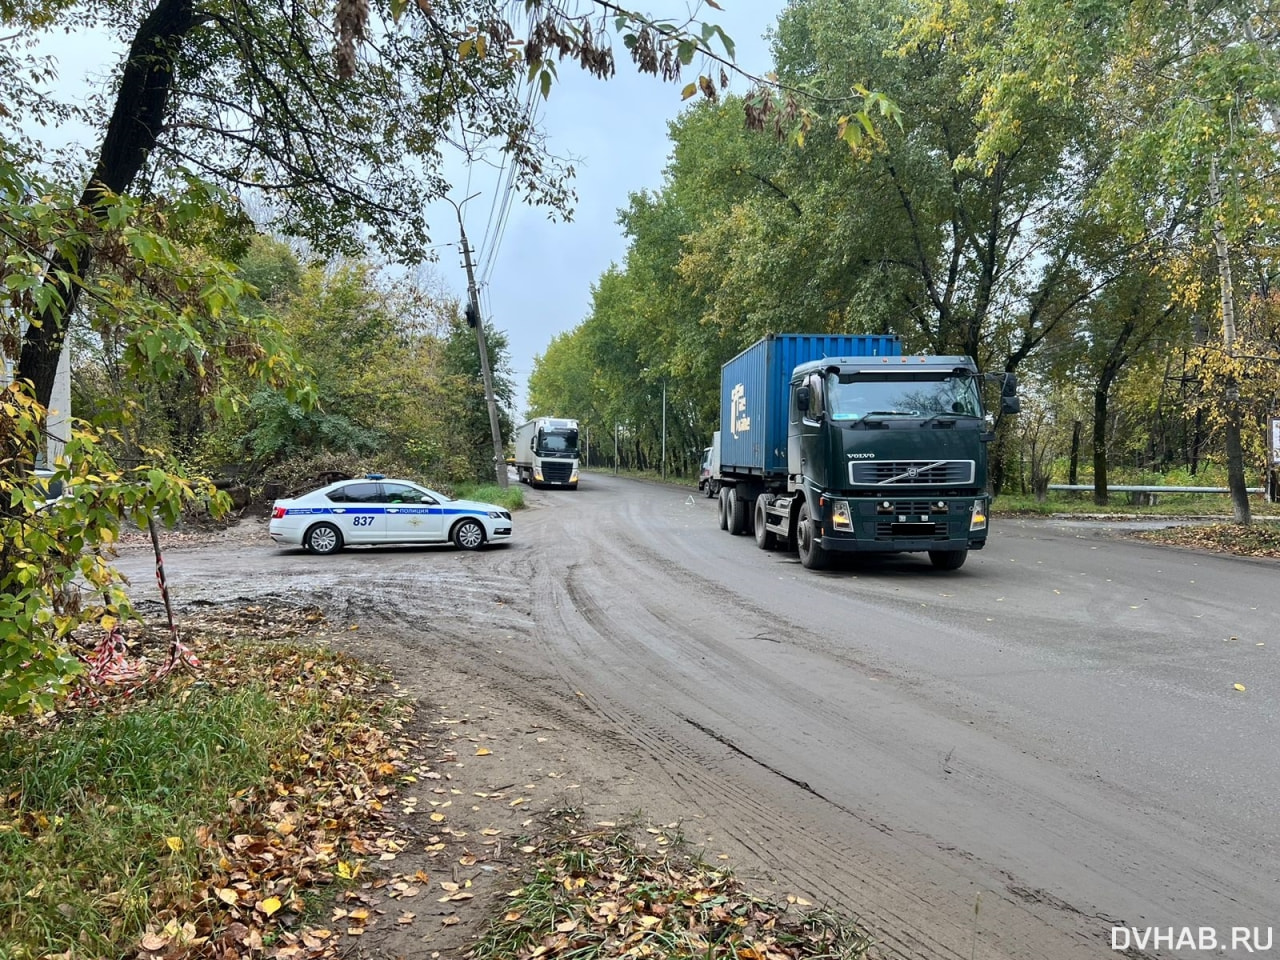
[
  {"left": 453, "top": 482, "right": 525, "bottom": 511},
  {"left": 0, "top": 687, "right": 298, "bottom": 957},
  {"left": 470, "top": 814, "right": 874, "bottom": 960},
  {"left": 994, "top": 490, "right": 1280, "bottom": 518},
  {"left": 0, "top": 612, "right": 402, "bottom": 960}
]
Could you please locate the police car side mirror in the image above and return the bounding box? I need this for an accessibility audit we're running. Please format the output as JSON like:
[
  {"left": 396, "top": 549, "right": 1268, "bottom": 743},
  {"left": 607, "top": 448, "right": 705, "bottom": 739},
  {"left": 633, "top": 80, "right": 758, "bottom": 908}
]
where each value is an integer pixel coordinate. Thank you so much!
[{"left": 420, "top": 495, "right": 435, "bottom": 504}]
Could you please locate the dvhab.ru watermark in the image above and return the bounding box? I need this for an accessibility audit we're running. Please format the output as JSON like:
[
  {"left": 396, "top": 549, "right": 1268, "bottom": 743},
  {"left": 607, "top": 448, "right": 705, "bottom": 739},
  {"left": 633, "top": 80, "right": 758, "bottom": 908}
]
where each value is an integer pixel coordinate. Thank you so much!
[{"left": 1112, "top": 927, "right": 1274, "bottom": 954}]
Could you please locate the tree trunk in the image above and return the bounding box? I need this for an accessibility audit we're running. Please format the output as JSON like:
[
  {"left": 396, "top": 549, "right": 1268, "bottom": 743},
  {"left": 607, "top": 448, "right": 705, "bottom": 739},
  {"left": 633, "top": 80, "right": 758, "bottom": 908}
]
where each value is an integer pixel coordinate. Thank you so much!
[
  {"left": 1206, "top": 156, "right": 1251, "bottom": 524},
  {"left": 17, "top": 0, "right": 196, "bottom": 410},
  {"left": 1092, "top": 386, "right": 1109, "bottom": 506},
  {"left": 1068, "top": 420, "right": 1081, "bottom": 486}
]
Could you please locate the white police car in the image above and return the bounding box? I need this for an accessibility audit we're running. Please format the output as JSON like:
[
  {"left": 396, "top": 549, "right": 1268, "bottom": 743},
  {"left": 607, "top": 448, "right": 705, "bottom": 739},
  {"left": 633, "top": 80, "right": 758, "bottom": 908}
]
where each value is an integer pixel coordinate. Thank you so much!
[{"left": 269, "top": 475, "right": 513, "bottom": 554}]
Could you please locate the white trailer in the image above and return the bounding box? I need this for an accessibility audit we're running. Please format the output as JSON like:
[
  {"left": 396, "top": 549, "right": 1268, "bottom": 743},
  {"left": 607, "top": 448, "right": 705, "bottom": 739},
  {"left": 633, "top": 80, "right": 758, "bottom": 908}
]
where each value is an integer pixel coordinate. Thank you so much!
[{"left": 513, "top": 417, "right": 580, "bottom": 489}]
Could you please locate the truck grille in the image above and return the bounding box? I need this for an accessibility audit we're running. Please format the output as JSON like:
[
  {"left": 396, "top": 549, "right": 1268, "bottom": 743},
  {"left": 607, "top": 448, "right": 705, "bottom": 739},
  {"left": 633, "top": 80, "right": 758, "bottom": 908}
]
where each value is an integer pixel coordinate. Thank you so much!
[
  {"left": 850, "top": 460, "right": 975, "bottom": 486},
  {"left": 875, "top": 521, "right": 950, "bottom": 540},
  {"left": 542, "top": 461, "right": 574, "bottom": 483}
]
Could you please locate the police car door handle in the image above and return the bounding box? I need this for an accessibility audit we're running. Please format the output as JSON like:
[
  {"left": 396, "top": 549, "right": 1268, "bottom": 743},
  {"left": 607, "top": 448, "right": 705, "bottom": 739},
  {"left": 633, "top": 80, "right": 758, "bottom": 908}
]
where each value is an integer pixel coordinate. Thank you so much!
[
  {"left": 333, "top": 508, "right": 346, "bottom": 513},
  {"left": 387, "top": 508, "right": 399, "bottom": 513}
]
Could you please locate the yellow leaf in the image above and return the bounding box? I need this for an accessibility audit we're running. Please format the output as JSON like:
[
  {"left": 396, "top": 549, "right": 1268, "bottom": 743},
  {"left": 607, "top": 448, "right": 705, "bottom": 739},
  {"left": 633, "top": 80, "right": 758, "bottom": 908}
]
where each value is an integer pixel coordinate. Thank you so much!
[
  {"left": 216, "top": 888, "right": 238, "bottom": 905},
  {"left": 458, "top": 38, "right": 474, "bottom": 60},
  {"left": 1233, "top": 683, "right": 1247, "bottom": 692},
  {"left": 681, "top": 82, "right": 697, "bottom": 100},
  {"left": 259, "top": 897, "right": 282, "bottom": 916},
  {"left": 165, "top": 836, "right": 184, "bottom": 853},
  {"left": 475, "top": 747, "right": 491, "bottom": 756},
  {"left": 476, "top": 35, "right": 487, "bottom": 58}
]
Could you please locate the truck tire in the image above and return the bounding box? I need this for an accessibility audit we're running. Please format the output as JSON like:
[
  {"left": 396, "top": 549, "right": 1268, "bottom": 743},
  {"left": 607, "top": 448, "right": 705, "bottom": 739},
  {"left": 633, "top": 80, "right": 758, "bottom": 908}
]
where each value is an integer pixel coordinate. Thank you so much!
[
  {"left": 929, "top": 549, "right": 968, "bottom": 570},
  {"left": 728, "top": 486, "right": 749, "bottom": 536},
  {"left": 796, "top": 501, "right": 829, "bottom": 570},
  {"left": 703, "top": 479, "right": 715, "bottom": 499},
  {"left": 718, "top": 486, "right": 730, "bottom": 530},
  {"left": 754, "top": 495, "right": 777, "bottom": 550}
]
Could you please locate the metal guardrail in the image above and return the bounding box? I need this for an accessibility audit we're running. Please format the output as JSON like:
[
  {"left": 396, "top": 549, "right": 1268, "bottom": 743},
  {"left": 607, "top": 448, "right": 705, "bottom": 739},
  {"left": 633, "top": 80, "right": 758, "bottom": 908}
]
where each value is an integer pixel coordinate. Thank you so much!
[{"left": 1048, "top": 484, "right": 1263, "bottom": 494}]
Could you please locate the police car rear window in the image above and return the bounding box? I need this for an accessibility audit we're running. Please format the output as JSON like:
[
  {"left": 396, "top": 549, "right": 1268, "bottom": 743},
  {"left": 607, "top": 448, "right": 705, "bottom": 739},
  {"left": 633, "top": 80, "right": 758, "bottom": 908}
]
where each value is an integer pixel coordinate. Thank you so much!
[{"left": 327, "top": 482, "right": 380, "bottom": 503}]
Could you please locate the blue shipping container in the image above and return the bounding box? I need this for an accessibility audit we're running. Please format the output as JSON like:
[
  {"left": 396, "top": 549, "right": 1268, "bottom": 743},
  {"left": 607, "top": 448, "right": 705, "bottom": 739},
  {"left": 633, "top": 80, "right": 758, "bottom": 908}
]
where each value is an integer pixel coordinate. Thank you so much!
[{"left": 720, "top": 333, "right": 902, "bottom": 476}]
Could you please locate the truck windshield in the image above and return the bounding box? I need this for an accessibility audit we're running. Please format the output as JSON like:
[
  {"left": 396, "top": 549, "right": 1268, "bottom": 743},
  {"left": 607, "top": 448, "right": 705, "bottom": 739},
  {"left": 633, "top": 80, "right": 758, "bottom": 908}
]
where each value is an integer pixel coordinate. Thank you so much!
[
  {"left": 826, "top": 374, "right": 981, "bottom": 421},
  {"left": 538, "top": 429, "right": 579, "bottom": 455}
]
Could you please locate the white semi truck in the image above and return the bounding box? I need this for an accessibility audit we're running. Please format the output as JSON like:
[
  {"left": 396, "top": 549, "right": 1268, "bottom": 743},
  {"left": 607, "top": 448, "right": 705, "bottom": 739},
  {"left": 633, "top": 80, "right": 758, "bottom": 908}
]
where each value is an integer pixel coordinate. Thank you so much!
[{"left": 513, "top": 417, "right": 580, "bottom": 489}]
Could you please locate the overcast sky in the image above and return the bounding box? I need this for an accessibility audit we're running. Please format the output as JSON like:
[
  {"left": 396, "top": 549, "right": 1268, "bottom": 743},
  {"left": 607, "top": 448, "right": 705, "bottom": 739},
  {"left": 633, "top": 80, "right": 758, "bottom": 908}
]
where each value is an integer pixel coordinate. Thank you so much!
[
  {"left": 32, "top": 2, "right": 785, "bottom": 416},
  {"left": 434, "top": 2, "right": 785, "bottom": 415}
]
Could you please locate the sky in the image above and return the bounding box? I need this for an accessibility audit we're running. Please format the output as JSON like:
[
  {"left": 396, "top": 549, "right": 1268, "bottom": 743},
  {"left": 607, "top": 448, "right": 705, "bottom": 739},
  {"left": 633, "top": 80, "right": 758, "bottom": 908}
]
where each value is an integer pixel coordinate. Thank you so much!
[
  {"left": 430, "top": 2, "right": 786, "bottom": 415},
  {"left": 29, "top": 1, "right": 786, "bottom": 416}
]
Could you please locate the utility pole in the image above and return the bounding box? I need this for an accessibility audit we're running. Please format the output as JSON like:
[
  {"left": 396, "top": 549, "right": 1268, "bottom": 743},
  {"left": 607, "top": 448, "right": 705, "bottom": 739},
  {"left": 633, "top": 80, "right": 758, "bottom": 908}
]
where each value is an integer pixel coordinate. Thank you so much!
[{"left": 449, "top": 197, "right": 508, "bottom": 489}]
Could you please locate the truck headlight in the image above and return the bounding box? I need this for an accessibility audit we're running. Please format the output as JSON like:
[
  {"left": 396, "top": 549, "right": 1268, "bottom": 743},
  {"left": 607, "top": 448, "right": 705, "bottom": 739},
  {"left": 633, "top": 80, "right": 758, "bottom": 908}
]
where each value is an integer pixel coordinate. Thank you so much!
[
  {"left": 970, "top": 500, "right": 988, "bottom": 531},
  {"left": 831, "top": 500, "right": 853, "bottom": 531},
  {"left": 534, "top": 468, "right": 544, "bottom": 481},
  {"left": 571, "top": 468, "right": 579, "bottom": 481}
]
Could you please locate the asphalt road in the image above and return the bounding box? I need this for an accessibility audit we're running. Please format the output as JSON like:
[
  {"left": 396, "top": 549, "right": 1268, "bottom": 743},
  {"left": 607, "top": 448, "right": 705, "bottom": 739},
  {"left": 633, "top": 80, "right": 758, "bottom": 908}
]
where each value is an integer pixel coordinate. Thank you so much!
[{"left": 119, "top": 473, "right": 1280, "bottom": 959}]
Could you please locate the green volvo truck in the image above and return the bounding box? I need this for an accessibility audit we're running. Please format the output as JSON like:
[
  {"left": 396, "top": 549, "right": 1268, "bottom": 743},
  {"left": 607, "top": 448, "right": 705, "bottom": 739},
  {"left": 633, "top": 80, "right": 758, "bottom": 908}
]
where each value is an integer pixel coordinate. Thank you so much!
[{"left": 713, "top": 334, "right": 1018, "bottom": 571}]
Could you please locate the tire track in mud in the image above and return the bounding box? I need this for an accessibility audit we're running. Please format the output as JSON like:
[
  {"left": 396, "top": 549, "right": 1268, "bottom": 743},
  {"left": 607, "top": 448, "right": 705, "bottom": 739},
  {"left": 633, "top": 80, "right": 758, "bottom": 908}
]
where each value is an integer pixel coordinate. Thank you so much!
[
  {"left": 578, "top": 499, "right": 1273, "bottom": 938},
  {"left": 517, "top": 520, "right": 1107, "bottom": 960}
]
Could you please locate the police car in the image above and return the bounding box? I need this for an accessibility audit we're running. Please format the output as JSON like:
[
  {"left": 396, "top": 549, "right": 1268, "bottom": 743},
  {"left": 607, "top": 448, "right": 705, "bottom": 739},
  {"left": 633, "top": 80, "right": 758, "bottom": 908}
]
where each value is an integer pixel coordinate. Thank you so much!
[{"left": 269, "top": 475, "right": 513, "bottom": 554}]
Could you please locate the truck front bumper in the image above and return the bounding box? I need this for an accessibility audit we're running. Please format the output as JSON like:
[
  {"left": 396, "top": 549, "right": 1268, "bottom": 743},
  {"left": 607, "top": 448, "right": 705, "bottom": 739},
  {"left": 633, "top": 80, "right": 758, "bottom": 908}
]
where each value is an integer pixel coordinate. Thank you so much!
[{"left": 816, "top": 495, "right": 989, "bottom": 552}]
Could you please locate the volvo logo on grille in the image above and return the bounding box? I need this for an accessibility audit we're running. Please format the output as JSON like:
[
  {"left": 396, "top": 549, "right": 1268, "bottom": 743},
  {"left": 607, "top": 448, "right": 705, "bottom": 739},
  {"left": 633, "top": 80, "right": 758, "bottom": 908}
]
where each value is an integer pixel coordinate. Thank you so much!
[{"left": 906, "top": 467, "right": 919, "bottom": 478}]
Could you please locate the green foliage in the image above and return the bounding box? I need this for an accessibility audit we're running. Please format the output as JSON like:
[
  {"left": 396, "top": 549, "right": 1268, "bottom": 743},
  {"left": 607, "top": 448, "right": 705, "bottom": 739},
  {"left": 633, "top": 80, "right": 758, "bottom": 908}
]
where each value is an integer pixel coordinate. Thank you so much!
[{"left": 0, "top": 387, "right": 226, "bottom": 712}]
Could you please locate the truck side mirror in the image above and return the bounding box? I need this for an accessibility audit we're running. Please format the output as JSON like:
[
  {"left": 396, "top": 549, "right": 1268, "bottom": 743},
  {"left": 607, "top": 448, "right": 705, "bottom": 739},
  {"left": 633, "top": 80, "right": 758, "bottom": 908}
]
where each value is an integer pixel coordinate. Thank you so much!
[
  {"left": 1000, "top": 372, "right": 1019, "bottom": 414},
  {"left": 796, "top": 385, "right": 810, "bottom": 412}
]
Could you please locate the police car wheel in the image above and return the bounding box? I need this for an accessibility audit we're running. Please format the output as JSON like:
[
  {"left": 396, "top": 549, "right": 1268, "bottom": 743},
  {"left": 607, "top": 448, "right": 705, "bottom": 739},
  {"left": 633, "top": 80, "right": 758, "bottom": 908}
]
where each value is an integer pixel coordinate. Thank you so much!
[
  {"left": 306, "top": 523, "right": 343, "bottom": 555},
  {"left": 453, "top": 519, "right": 485, "bottom": 550}
]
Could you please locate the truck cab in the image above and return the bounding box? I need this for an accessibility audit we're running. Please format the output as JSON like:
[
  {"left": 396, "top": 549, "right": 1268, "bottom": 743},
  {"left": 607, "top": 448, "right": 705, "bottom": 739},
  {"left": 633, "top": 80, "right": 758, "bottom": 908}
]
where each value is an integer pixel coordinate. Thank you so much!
[{"left": 781, "top": 356, "right": 1016, "bottom": 569}]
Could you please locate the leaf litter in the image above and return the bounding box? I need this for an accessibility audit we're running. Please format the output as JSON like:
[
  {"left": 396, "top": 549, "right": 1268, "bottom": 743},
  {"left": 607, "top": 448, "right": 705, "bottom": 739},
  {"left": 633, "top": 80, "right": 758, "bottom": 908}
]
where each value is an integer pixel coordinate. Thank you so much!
[{"left": 6, "top": 599, "right": 877, "bottom": 960}]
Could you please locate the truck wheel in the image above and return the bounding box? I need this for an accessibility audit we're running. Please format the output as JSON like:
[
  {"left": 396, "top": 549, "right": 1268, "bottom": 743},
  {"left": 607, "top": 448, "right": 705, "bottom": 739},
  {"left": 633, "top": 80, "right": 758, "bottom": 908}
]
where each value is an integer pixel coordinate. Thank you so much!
[
  {"left": 929, "top": 549, "right": 967, "bottom": 570},
  {"left": 796, "top": 501, "right": 829, "bottom": 570},
  {"left": 718, "top": 487, "right": 730, "bottom": 530},
  {"left": 728, "top": 486, "right": 749, "bottom": 536},
  {"left": 703, "top": 480, "right": 715, "bottom": 499},
  {"left": 754, "top": 495, "right": 777, "bottom": 551}
]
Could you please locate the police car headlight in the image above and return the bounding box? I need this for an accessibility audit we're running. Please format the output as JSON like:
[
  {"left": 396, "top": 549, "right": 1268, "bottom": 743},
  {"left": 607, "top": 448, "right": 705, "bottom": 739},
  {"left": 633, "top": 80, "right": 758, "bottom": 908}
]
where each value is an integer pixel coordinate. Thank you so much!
[
  {"left": 970, "top": 500, "right": 988, "bottom": 530},
  {"left": 831, "top": 500, "right": 853, "bottom": 530},
  {"left": 487, "top": 511, "right": 502, "bottom": 519}
]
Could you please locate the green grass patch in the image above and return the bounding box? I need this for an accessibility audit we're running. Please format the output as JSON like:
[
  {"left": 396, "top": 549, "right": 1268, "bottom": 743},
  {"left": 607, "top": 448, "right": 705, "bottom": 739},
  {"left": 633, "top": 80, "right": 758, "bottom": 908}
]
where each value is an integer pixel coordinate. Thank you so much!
[
  {"left": 0, "top": 685, "right": 307, "bottom": 957},
  {"left": 471, "top": 816, "right": 873, "bottom": 960},
  {"left": 994, "top": 491, "right": 1280, "bottom": 518},
  {"left": 0, "top": 612, "right": 401, "bottom": 960},
  {"left": 454, "top": 482, "right": 525, "bottom": 511}
]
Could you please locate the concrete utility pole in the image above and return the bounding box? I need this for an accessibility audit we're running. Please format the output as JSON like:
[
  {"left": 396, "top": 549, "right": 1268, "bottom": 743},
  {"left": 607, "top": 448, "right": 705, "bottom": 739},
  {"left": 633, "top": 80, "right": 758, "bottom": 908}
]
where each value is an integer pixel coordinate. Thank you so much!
[{"left": 449, "top": 197, "right": 508, "bottom": 489}]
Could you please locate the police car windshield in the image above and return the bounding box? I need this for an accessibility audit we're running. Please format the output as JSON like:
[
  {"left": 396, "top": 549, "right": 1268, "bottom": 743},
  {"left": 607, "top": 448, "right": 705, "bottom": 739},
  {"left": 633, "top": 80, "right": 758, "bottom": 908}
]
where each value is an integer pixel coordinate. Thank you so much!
[{"left": 826, "top": 374, "right": 981, "bottom": 420}]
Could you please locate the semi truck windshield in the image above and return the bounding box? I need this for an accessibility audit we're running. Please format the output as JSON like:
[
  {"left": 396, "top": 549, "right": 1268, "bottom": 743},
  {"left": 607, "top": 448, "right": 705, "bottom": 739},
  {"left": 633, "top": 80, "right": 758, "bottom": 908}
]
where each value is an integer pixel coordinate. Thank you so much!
[
  {"left": 826, "top": 374, "right": 981, "bottom": 420},
  {"left": 538, "top": 430, "right": 579, "bottom": 455}
]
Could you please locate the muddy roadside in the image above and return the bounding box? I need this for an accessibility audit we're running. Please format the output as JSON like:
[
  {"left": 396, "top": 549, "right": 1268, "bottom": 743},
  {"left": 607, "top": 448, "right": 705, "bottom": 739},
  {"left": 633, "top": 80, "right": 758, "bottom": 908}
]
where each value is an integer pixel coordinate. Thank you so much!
[{"left": 114, "top": 517, "right": 768, "bottom": 960}]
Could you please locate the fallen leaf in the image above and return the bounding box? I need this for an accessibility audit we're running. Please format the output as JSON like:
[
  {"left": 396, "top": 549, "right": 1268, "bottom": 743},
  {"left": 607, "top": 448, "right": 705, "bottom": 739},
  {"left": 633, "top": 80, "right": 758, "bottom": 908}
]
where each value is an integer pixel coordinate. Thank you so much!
[
  {"left": 475, "top": 747, "right": 491, "bottom": 756},
  {"left": 259, "top": 897, "right": 282, "bottom": 916},
  {"left": 1233, "top": 683, "right": 1247, "bottom": 692},
  {"left": 165, "top": 836, "right": 184, "bottom": 853}
]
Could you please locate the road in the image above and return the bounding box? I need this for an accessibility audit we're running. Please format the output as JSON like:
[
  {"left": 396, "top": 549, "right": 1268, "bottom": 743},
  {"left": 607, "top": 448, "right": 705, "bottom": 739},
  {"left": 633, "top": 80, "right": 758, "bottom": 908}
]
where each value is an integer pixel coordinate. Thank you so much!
[{"left": 118, "top": 473, "right": 1280, "bottom": 959}]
